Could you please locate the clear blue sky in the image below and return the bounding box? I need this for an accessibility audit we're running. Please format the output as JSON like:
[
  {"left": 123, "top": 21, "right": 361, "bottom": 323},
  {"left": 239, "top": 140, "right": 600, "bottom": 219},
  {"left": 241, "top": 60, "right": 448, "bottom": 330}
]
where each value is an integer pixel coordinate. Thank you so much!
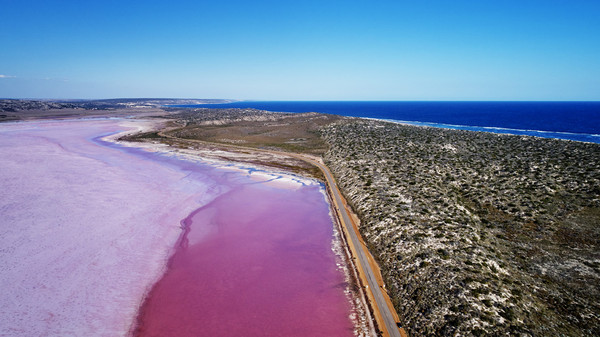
[{"left": 1, "top": 0, "right": 599, "bottom": 100}]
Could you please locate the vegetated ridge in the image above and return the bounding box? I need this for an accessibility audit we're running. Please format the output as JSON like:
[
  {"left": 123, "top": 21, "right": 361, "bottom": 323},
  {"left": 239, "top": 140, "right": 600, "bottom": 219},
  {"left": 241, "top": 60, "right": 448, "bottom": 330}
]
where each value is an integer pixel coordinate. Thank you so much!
[{"left": 321, "top": 118, "right": 600, "bottom": 336}]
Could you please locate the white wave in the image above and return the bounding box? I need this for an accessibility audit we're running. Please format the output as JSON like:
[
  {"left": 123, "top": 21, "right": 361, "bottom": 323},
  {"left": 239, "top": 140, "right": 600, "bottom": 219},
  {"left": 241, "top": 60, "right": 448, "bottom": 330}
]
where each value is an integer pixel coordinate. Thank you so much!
[{"left": 366, "top": 117, "right": 600, "bottom": 143}]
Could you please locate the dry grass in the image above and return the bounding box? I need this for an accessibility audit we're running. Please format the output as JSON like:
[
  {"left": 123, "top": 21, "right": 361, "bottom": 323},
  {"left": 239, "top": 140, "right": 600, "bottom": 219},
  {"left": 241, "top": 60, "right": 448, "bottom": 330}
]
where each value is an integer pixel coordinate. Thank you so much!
[{"left": 165, "top": 108, "right": 341, "bottom": 155}]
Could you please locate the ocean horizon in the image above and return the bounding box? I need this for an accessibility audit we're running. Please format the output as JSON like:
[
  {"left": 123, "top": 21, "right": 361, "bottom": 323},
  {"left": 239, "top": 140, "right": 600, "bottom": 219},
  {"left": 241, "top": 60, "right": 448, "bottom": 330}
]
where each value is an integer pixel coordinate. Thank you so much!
[{"left": 172, "top": 101, "right": 600, "bottom": 143}]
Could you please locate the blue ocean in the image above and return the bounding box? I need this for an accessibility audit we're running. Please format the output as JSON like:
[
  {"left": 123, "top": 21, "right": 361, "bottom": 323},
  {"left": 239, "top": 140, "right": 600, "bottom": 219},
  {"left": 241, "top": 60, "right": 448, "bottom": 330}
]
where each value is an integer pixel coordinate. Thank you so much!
[{"left": 173, "top": 101, "right": 600, "bottom": 143}]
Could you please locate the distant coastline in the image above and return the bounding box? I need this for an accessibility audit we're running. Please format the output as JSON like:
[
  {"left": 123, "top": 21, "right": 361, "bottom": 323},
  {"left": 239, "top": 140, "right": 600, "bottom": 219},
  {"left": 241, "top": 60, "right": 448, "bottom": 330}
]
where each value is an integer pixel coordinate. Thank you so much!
[
  {"left": 367, "top": 117, "right": 600, "bottom": 143},
  {"left": 170, "top": 101, "right": 600, "bottom": 143}
]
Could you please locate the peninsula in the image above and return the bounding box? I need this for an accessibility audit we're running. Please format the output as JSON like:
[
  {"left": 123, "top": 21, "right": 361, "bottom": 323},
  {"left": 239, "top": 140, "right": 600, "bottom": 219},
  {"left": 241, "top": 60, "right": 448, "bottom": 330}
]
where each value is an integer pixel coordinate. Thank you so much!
[
  {"left": 138, "top": 103, "right": 600, "bottom": 336},
  {"left": 2, "top": 99, "right": 599, "bottom": 336}
]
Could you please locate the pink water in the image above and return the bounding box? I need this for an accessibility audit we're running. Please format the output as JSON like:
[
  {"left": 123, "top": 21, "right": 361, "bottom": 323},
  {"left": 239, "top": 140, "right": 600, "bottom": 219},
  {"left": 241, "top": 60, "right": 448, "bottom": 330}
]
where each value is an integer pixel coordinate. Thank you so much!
[
  {"left": 134, "top": 176, "right": 355, "bottom": 336},
  {"left": 0, "top": 118, "right": 355, "bottom": 336}
]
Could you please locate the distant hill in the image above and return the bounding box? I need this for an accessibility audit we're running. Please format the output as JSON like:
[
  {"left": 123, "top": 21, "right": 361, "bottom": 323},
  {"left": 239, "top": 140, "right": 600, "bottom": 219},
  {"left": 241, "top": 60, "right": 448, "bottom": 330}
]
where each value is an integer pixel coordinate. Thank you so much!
[
  {"left": 0, "top": 98, "right": 234, "bottom": 112},
  {"left": 0, "top": 99, "right": 79, "bottom": 112}
]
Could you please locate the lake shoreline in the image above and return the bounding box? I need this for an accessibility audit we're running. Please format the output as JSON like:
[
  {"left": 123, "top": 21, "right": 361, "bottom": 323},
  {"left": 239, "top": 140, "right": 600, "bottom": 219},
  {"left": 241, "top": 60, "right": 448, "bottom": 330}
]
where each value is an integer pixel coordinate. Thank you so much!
[{"left": 118, "top": 118, "right": 375, "bottom": 337}]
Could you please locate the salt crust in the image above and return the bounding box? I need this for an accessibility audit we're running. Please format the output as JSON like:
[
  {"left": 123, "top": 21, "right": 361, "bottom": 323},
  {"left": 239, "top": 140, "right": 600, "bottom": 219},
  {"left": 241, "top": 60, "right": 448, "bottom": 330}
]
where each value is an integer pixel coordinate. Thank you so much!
[
  {"left": 0, "top": 118, "right": 218, "bottom": 336},
  {"left": 0, "top": 118, "right": 341, "bottom": 337}
]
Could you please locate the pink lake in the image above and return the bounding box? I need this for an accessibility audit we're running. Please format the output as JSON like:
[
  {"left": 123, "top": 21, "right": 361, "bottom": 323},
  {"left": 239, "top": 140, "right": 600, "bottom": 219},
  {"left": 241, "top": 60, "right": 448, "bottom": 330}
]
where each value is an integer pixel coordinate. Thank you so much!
[{"left": 0, "top": 118, "right": 356, "bottom": 336}]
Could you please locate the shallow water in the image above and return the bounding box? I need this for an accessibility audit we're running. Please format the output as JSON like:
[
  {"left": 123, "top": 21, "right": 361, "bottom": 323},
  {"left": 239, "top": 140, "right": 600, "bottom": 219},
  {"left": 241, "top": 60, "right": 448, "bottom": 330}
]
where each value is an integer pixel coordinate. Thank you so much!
[
  {"left": 0, "top": 118, "right": 354, "bottom": 337},
  {"left": 134, "top": 179, "right": 354, "bottom": 337}
]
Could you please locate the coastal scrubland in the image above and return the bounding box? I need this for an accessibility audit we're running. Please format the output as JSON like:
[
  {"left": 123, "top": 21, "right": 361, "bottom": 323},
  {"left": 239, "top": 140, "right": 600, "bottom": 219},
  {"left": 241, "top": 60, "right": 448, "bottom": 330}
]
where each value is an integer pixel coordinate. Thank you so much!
[{"left": 321, "top": 118, "right": 600, "bottom": 336}]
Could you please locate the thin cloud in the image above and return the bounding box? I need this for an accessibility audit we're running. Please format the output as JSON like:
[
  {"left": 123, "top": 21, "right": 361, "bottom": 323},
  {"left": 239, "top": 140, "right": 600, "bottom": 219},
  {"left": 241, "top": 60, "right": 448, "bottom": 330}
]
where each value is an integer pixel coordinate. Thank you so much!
[
  {"left": 41, "top": 76, "right": 68, "bottom": 82},
  {"left": 0, "top": 75, "right": 70, "bottom": 82}
]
